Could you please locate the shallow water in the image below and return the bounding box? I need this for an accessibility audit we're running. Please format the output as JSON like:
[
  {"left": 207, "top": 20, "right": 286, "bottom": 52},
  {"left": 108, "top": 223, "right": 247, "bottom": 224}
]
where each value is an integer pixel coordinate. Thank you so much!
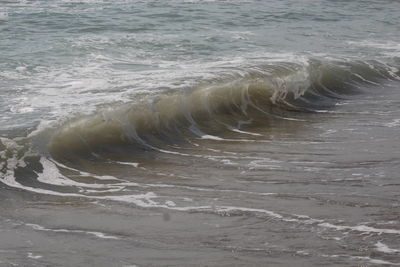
[{"left": 1, "top": 0, "right": 400, "bottom": 266}]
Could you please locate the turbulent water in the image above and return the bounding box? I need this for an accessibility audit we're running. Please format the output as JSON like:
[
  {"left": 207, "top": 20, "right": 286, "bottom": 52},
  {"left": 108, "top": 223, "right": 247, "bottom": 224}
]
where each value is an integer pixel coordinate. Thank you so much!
[{"left": 1, "top": 0, "right": 400, "bottom": 266}]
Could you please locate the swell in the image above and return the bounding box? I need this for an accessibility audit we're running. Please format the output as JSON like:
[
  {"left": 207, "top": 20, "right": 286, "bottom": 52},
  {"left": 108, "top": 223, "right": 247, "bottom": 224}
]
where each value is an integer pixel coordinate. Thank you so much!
[{"left": 47, "top": 58, "right": 399, "bottom": 161}]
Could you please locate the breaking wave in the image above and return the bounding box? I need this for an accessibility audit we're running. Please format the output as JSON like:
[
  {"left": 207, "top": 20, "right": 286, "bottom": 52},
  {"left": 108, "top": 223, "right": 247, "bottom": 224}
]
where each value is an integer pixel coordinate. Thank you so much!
[
  {"left": 0, "top": 56, "right": 399, "bottom": 204},
  {"left": 46, "top": 58, "right": 398, "bottom": 160}
]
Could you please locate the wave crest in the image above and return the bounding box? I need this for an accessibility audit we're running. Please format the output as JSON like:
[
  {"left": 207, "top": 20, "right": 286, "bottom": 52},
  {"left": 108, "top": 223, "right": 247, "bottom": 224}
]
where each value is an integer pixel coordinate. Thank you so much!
[{"left": 48, "top": 58, "right": 398, "bottom": 160}]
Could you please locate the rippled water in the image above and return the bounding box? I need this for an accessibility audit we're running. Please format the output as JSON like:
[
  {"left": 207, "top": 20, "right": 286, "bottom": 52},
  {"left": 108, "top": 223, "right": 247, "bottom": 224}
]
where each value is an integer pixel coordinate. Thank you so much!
[{"left": 1, "top": 0, "right": 400, "bottom": 266}]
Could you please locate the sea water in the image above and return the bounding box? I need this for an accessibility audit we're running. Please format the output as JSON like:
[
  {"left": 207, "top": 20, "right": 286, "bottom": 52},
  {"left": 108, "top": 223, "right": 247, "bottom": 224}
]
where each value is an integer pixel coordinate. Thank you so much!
[{"left": 1, "top": 0, "right": 400, "bottom": 266}]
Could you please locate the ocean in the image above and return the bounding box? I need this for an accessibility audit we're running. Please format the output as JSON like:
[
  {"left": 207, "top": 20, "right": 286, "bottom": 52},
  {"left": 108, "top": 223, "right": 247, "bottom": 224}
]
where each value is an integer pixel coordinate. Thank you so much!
[{"left": 1, "top": 0, "right": 400, "bottom": 266}]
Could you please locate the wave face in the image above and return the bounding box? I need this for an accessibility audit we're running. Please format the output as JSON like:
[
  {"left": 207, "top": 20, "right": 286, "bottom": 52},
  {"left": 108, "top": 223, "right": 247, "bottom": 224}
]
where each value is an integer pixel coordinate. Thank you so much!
[
  {"left": 47, "top": 58, "right": 398, "bottom": 160},
  {"left": 3, "top": 56, "right": 398, "bottom": 196}
]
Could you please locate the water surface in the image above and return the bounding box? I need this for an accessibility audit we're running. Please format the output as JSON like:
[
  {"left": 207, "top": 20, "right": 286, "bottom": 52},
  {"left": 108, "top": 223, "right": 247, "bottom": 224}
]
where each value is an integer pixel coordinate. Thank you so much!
[{"left": 1, "top": 0, "right": 400, "bottom": 266}]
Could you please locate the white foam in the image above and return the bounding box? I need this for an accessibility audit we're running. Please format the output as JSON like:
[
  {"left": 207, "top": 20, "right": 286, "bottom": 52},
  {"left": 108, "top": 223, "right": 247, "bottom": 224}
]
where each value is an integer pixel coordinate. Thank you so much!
[
  {"left": 1, "top": 165, "right": 164, "bottom": 210},
  {"left": 230, "top": 128, "right": 262, "bottom": 136},
  {"left": 52, "top": 160, "right": 121, "bottom": 181},
  {"left": 0, "top": 137, "right": 20, "bottom": 151},
  {"left": 165, "top": 200, "right": 176, "bottom": 207},
  {"left": 375, "top": 241, "right": 400, "bottom": 254},
  {"left": 219, "top": 159, "right": 238, "bottom": 165},
  {"left": 213, "top": 206, "right": 284, "bottom": 219},
  {"left": 115, "top": 161, "right": 139, "bottom": 168},
  {"left": 383, "top": 119, "right": 400, "bottom": 128},
  {"left": 9, "top": 41, "right": 294, "bottom": 132},
  {"left": 27, "top": 252, "right": 42, "bottom": 259},
  {"left": 27, "top": 120, "right": 58, "bottom": 138},
  {"left": 11, "top": 106, "right": 35, "bottom": 114},
  {"left": 0, "top": 150, "right": 130, "bottom": 199},
  {"left": 296, "top": 250, "right": 310, "bottom": 256},
  {"left": 98, "top": 192, "right": 159, "bottom": 208},
  {"left": 26, "top": 223, "right": 119, "bottom": 240},
  {"left": 318, "top": 222, "right": 400, "bottom": 235},
  {"left": 84, "top": 188, "right": 124, "bottom": 194},
  {"left": 2, "top": 150, "right": 399, "bottom": 240},
  {"left": 348, "top": 40, "right": 400, "bottom": 58},
  {"left": 348, "top": 40, "right": 400, "bottom": 51},
  {"left": 91, "top": 174, "right": 121, "bottom": 181},
  {"left": 36, "top": 158, "right": 122, "bottom": 188},
  {"left": 148, "top": 204, "right": 287, "bottom": 221},
  {"left": 199, "top": 134, "right": 224, "bottom": 141},
  {"left": 352, "top": 256, "right": 400, "bottom": 266},
  {"left": 6, "top": 161, "right": 400, "bottom": 242}
]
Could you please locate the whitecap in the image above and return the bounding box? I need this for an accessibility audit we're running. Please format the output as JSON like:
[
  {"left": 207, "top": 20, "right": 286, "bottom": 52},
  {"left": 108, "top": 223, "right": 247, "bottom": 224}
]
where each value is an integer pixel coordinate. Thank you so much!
[{"left": 375, "top": 241, "right": 400, "bottom": 254}]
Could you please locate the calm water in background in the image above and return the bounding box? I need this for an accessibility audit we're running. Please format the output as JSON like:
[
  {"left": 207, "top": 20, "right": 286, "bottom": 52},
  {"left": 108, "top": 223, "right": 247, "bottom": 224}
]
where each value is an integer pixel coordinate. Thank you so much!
[{"left": 1, "top": 0, "right": 400, "bottom": 266}]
